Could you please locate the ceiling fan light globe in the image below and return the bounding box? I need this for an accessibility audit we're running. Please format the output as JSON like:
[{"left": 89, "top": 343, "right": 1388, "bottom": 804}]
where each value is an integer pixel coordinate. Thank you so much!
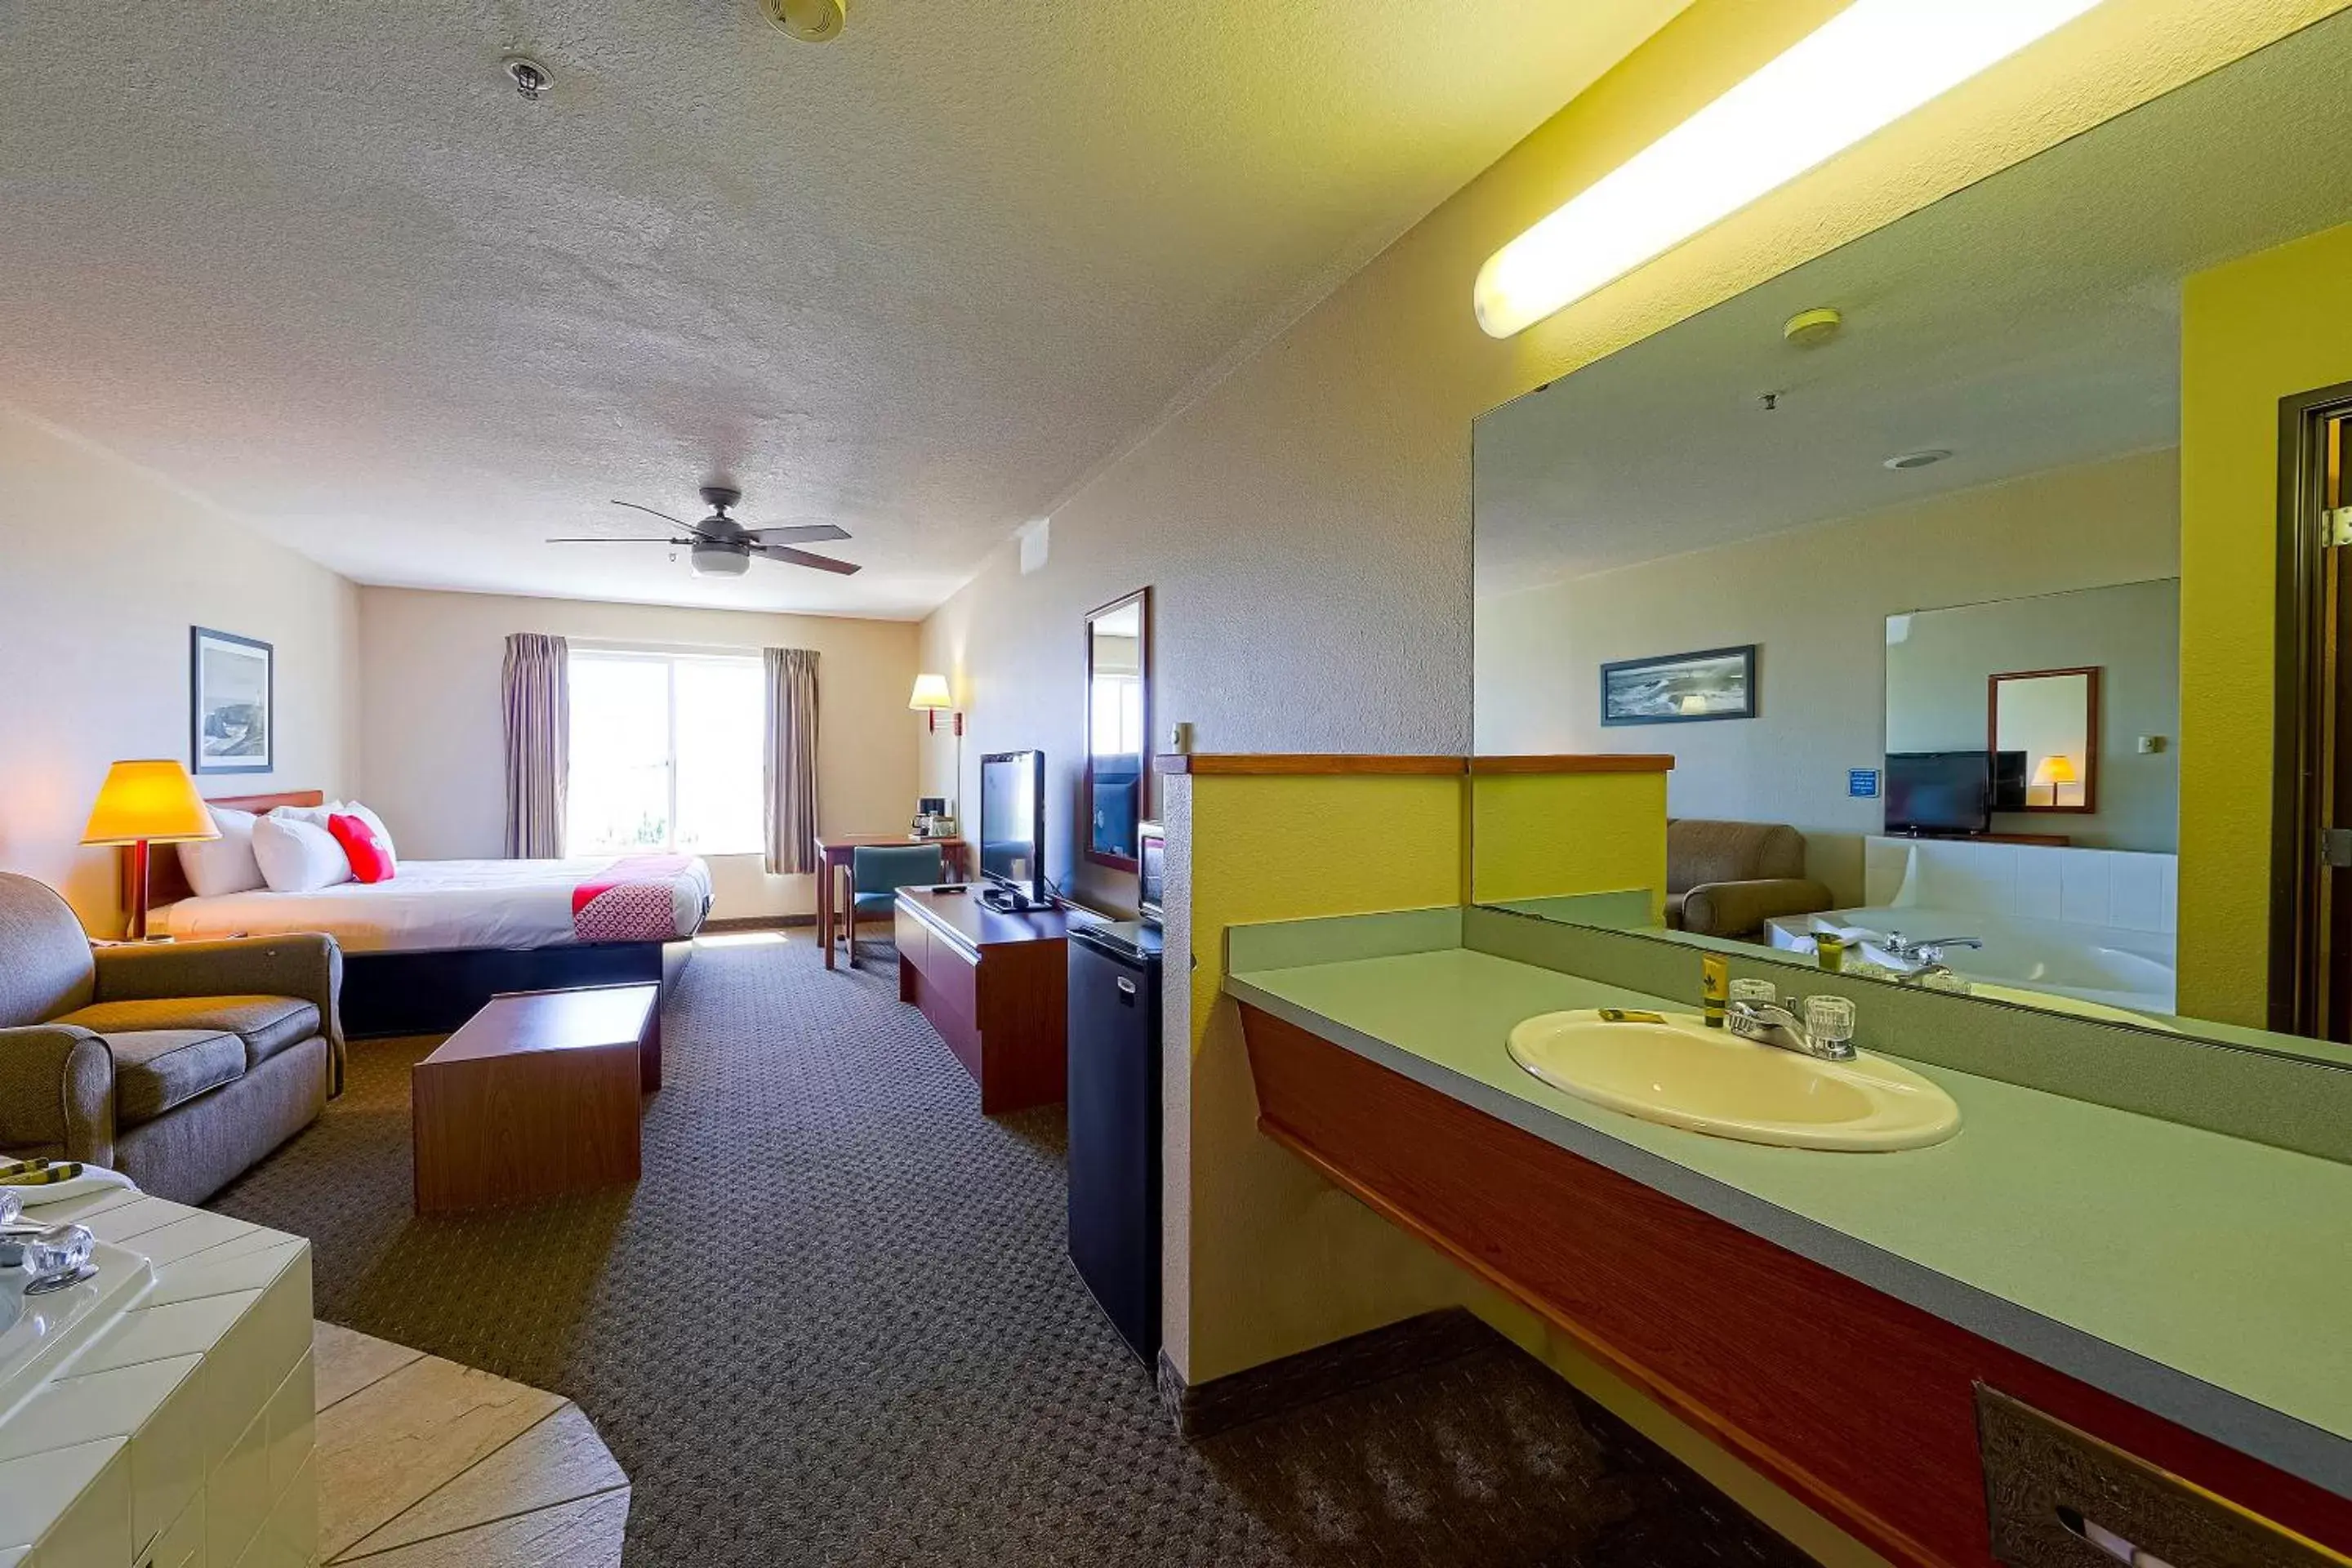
[{"left": 690, "top": 543, "right": 752, "bottom": 577}]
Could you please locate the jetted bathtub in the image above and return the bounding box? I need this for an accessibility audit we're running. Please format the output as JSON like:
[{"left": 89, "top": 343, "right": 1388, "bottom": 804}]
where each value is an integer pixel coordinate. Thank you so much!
[{"left": 1765, "top": 905, "right": 2176, "bottom": 1022}]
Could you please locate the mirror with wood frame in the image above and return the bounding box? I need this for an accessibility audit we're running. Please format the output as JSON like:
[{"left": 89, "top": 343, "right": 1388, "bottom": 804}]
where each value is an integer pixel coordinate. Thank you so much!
[
  {"left": 1990, "top": 666, "right": 2100, "bottom": 815},
  {"left": 1084, "top": 588, "right": 1152, "bottom": 871}
]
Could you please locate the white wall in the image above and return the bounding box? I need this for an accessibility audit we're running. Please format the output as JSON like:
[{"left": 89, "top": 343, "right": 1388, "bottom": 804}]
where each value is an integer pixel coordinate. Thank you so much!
[
  {"left": 0, "top": 405, "right": 360, "bottom": 935},
  {"left": 1476, "top": 450, "right": 2180, "bottom": 904},
  {"left": 356, "top": 587, "right": 920, "bottom": 920}
]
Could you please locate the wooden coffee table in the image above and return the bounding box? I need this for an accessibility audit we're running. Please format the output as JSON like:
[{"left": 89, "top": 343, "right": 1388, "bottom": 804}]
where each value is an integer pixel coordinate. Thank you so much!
[{"left": 411, "top": 983, "right": 659, "bottom": 1215}]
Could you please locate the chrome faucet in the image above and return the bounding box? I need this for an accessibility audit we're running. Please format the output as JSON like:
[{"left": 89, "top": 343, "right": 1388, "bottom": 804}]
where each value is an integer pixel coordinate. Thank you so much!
[
  {"left": 1726, "top": 998, "right": 1856, "bottom": 1062},
  {"left": 1878, "top": 933, "right": 1982, "bottom": 978}
]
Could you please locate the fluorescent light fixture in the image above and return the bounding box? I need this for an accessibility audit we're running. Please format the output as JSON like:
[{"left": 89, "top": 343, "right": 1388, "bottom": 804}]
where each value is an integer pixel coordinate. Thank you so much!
[{"left": 1474, "top": 0, "right": 2106, "bottom": 338}]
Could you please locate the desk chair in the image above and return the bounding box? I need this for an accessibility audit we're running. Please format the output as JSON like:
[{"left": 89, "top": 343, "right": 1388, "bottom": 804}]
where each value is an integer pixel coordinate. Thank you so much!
[{"left": 845, "top": 844, "right": 947, "bottom": 969}]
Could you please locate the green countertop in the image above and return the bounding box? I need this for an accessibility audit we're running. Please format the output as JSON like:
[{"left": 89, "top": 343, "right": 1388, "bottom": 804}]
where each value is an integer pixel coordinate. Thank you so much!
[{"left": 1227, "top": 945, "right": 2352, "bottom": 1499}]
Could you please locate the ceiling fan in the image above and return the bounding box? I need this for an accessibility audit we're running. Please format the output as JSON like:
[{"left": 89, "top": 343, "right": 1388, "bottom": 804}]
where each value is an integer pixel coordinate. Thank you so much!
[{"left": 547, "top": 485, "right": 860, "bottom": 577}]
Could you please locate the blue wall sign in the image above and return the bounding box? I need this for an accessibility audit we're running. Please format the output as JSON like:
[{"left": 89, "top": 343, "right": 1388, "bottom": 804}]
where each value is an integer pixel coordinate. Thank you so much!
[{"left": 1848, "top": 768, "right": 1881, "bottom": 799}]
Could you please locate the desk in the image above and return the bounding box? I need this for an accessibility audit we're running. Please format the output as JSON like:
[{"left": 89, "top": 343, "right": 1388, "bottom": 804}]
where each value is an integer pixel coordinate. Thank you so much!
[
  {"left": 894, "top": 885, "right": 1097, "bottom": 1114},
  {"left": 813, "top": 832, "right": 969, "bottom": 969}
]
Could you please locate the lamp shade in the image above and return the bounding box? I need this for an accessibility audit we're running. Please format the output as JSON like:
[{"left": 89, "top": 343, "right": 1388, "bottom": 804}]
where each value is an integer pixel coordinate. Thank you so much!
[
  {"left": 82, "top": 760, "right": 219, "bottom": 845},
  {"left": 908, "top": 673, "right": 954, "bottom": 712},
  {"left": 2031, "top": 754, "right": 2080, "bottom": 787}
]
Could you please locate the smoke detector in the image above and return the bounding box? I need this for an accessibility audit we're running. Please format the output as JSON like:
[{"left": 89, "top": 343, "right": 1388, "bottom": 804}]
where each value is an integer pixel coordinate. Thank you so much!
[
  {"left": 1782, "top": 306, "right": 1843, "bottom": 348},
  {"left": 764, "top": 0, "right": 846, "bottom": 42}
]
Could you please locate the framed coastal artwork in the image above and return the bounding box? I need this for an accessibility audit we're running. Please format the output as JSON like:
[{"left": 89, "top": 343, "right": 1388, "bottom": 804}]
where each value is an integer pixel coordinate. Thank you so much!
[
  {"left": 190, "top": 626, "right": 274, "bottom": 774},
  {"left": 1599, "top": 644, "right": 1757, "bottom": 726}
]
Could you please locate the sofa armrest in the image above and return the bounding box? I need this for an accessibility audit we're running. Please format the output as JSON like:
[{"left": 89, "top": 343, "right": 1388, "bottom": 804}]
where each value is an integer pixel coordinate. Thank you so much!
[
  {"left": 1679, "top": 878, "right": 1835, "bottom": 940},
  {"left": 0, "top": 1026, "right": 115, "bottom": 1166},
  {"left": 95, "top": 935, "right": 347, "bottom": 1097}
]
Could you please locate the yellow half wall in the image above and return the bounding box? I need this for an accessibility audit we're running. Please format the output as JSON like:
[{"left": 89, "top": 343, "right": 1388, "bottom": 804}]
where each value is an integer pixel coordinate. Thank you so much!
[{"left": 2179, "top": 220, "right": 2352, "bottom": 1024}]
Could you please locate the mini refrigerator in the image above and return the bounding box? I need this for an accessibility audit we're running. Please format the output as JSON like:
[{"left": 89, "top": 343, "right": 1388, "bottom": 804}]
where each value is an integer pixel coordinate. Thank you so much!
[{"left": 1066, "top": 920, "right": 1163, "bottom": 1366}]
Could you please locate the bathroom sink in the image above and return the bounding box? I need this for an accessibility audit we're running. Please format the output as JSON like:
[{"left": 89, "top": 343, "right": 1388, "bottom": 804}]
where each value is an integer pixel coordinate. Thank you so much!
[{"left": 1506, "top": 1009, "right": 1961, "bottom": 1152}]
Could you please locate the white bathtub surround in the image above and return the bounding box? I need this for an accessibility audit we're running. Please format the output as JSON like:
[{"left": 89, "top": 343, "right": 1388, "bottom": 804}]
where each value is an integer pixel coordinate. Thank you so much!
[
  {"left": 1764, "top": 836, "right": 2177, "bottom": 1016},
  {"left": 0, "top": 1186, "right": 314, "bottom": 1566}
]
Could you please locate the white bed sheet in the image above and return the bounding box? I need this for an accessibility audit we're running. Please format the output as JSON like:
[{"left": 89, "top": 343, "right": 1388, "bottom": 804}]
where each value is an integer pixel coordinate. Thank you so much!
[{"left": 157, "top": 856, "right": 714, "bottom": 953}]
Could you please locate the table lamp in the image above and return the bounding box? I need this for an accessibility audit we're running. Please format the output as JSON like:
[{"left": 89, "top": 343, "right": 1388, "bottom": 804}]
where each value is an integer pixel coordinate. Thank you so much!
[
  {"left": 82, "top": 760, "right": 219, "bottom": 940},
  {"left": 2031, "top": 753, "right": 2079, "bottom": 808}
]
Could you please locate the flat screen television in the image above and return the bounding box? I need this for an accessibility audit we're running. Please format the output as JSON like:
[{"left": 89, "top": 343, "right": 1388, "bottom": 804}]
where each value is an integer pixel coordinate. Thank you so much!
[
  {"left": 1885, "top": 751, "right": 1991, "bottom": 837},
  {"left": 978, "top": 750, "right": 1048, "bottom": 908}
]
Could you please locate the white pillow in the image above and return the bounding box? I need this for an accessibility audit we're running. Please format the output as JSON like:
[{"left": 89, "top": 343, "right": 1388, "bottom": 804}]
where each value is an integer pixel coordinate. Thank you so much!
[
  {"left": 251, "top": 813, "right": 354, "bottom": 893},
  {"left": 270, "top": 800, "right": 341, "bottom": 829},
  {"left": 176, "top": 805, "right": 266, "bottom": 898}
]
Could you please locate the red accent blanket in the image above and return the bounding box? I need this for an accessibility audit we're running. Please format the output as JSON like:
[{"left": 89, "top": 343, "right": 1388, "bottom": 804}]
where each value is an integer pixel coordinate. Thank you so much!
[{"left": 572, "top": 855, "right": 699, "bottom": 942}]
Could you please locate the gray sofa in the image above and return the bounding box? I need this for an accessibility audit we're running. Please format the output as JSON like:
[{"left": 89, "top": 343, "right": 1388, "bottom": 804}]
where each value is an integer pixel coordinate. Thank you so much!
[
  {"left": 0, "top": 871, "right": 343, "bottom": 1205},
  {"left": 1664, "top": 819, "right": 1835, "bottom": 940}
]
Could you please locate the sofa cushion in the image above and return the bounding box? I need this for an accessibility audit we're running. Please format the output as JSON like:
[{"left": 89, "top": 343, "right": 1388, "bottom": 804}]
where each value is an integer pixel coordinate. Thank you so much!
[
  {"left": 105, "top": 1030, "right": 245, "bottom": 1126},
  {"left": 57, "top": 995, "right": 322, "bottom": 1070}
]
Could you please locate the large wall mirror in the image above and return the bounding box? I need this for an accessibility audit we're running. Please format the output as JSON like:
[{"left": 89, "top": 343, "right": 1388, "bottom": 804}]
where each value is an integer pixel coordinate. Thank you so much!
[
  {"left": 1471, "top": 11, "right": 2352, "bottom": 1062},
  {"left": 1084, "top": 587, "right": 1152, "bottom": 870}
]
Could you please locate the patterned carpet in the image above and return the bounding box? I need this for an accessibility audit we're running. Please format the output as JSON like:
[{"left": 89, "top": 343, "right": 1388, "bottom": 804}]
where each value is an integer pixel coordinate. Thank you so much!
[{"left": 212, "top": 933, "right": 1815, "bottom": 1567}]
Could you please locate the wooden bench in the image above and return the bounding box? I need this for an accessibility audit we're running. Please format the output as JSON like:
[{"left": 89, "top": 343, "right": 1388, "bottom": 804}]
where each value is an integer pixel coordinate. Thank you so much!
[{"left": 411, "top": 983, "right": 659, "bottom": 1215}]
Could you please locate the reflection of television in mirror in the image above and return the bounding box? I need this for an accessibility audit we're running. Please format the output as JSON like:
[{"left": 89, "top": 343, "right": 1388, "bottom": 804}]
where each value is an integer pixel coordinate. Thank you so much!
[
  {"left": 979, "top": 750, "right": 1048, "bottom": 910},
  {"left": 1886, "top": 751, "right": 1990, "bottom": 837},
  {"left": 1990, "top": 750, "right": 2028, "bottom": 812}
]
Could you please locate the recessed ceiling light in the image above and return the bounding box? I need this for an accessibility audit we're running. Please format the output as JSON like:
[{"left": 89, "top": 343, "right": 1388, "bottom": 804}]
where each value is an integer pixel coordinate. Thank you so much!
[
  {"left": 1884, "top": 448, "right": 1953, "bottom": 470},
  {"left": 1472, "top": 0, "right": 2107, "bottom": 337}
]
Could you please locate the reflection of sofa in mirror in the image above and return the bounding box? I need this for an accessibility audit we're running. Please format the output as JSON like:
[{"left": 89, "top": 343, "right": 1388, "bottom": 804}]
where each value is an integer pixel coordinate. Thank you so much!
[{"left": 1664, "top": 820, "right": 1833, "bottom": 939}]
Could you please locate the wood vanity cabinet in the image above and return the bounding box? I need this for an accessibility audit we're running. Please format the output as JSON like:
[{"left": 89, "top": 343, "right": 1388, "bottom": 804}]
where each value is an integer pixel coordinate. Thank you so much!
[{"left": 1238, "top": 1004, "right": 2352, "bottom": 1567}]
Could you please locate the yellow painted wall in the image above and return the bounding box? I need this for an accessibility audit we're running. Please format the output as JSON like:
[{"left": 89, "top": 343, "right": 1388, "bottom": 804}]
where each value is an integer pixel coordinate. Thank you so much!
[
  {"left": 1168, "top": 772, "right": 1477, "bottom": 1383},
  {"left": 1470, "top": 771, "right": 1671, "bottom": 914},
  {"left": 1169, "top": 764, "right": 1880, "bottom": 1563},
  {"left": 2179, "top": 220, "right": 2352, "bottom": 1023}
]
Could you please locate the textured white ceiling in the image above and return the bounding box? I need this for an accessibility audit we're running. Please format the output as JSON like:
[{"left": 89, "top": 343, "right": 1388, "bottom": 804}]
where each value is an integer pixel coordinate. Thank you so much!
[
  {"left": 1474, "top": 11, "right": 2352, "bottom": 596},
  {"left": 0, "top": 0, "right": 1688, "bottom": 618}
]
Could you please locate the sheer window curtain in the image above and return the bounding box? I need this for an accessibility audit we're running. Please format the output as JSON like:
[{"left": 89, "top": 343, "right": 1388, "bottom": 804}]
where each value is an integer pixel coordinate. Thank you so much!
[
  {"left": 502, "top": 633, "right": 569, "bottom": 858},
  {"left": 765, "top": 648, "right": 820, "bottom": 875}
]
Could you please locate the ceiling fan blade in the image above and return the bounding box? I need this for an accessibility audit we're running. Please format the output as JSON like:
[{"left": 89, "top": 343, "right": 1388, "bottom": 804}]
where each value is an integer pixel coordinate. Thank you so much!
[
  {"left": 612, "top": 500, "right": 719, "bottom": 540},
  {"left": 749, "top": 541, "right": 862, "bottom": 576},
  {"left": 545, "top": 536, "right": 684, "bottom": 544},
  {"left": 745, "top": 524, "right": 852, "bottom": 546}
]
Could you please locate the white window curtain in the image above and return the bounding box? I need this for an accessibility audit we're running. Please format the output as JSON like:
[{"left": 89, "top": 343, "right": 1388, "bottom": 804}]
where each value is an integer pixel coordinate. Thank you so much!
[
  {"left": 502, "top": 632, "right": 569, "bottom": 858},
  {"left": 764, "top": 647, "right": 820, "bottom": 875}
]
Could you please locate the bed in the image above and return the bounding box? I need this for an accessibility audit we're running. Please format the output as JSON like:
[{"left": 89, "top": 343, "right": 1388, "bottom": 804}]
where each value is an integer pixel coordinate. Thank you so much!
[{"left": 142, "top": 791, "right": 711, "bottom": 1039}]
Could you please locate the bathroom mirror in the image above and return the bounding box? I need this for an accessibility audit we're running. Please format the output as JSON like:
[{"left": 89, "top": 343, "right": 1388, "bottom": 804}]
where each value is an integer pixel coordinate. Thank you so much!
[
  {"left": 1470, "top": 11, "right": 2352, "bottom": 1060},
  {"left": 1084, "top": 587, "right": 1152, "bottom": 870}
]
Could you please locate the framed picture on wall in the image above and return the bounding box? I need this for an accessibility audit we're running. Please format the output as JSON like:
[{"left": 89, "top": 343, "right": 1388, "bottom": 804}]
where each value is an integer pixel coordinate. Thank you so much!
[
  {"left": 1600, "top": 644, "right": 1757, "bottom": 725},
  {"left": 190, "top": 626, "right": 274, "bottom": 775}
]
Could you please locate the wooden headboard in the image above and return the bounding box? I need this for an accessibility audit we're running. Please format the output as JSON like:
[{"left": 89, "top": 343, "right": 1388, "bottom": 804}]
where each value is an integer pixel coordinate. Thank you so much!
[{"left": 135, "top": 789, "right": 325, "bottom": 911}]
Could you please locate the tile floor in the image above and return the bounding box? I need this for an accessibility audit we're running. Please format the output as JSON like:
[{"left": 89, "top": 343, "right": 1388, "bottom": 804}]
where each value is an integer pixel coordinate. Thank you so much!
[{"left": 312, "top": 1322, "right": 628, "bottom": 1566}]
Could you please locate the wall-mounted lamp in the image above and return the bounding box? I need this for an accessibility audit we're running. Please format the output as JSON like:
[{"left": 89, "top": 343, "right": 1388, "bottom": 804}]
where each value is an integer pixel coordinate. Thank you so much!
[
  {"left": 909, "top": 673, "right": 956, "bottom": 733},
  {"left": 1472, "top": 0, "right": 2105, "bottom": 338},
  {"left": 911, "top": 673, "right": 964, "bottom": 817}
]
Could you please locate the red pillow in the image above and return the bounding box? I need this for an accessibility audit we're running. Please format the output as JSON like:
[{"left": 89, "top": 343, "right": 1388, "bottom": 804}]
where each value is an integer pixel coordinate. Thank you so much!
[{"left": 327, "top": 813, "right": 396, "bottom": 884}]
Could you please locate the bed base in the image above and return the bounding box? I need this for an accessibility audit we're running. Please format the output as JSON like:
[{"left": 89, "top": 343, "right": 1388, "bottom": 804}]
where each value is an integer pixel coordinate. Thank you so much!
[{"left": 341, "top": 939, "right": 687, "bottom": 1040}]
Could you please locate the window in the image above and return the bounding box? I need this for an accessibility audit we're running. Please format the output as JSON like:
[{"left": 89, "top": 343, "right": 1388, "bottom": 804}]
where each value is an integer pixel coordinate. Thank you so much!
[{"left": 568, "top": 649, "right": 764, "bottom": 856}]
